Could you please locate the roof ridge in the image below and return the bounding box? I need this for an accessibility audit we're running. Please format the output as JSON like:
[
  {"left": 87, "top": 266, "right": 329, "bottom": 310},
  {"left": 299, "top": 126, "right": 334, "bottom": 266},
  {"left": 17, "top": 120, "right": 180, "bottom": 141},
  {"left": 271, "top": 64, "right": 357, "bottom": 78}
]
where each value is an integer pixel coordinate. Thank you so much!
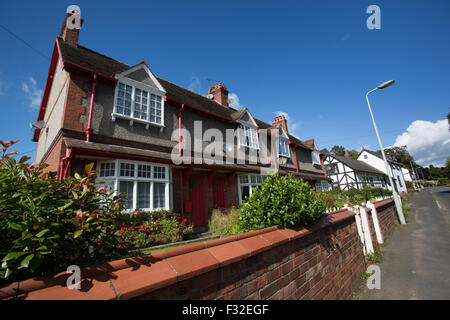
[{"left": 156, "top": 76, "right": 239, "bottom": 113}]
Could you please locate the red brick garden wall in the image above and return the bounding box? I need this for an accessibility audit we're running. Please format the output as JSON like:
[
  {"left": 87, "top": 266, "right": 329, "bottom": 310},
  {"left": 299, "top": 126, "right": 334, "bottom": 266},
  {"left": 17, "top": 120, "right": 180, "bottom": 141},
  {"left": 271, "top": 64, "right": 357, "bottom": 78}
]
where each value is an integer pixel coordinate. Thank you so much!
[
  {"left": 137, "top": 211, "right": 365, "bottom": 300},
  {"left": 374, "top": 199, "right": 396, "bottom": 241},
  {"left": 0, "top": 200, "right": 396, "bottom": 300}
]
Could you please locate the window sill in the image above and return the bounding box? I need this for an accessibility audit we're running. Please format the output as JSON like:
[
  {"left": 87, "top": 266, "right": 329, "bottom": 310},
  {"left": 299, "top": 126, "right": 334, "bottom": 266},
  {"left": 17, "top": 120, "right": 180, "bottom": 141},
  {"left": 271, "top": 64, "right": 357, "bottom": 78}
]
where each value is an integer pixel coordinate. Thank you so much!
[{"left": 111, "top": 113, "right": 164, "bottom": 129}]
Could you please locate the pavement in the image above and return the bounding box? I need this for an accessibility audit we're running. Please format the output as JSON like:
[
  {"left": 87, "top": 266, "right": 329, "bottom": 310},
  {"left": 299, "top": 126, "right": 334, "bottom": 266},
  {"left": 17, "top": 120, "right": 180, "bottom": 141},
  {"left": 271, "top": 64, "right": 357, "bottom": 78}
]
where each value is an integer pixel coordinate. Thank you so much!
[{"left": 362, "top": 186, "right": 450, "bottom": 300}]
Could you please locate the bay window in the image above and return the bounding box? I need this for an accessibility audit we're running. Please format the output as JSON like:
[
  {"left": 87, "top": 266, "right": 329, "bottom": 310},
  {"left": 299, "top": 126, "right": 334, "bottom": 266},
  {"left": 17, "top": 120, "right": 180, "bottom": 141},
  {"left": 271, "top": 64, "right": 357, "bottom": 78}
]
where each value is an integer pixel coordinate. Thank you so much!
[
  {"left": 96, "top": 160, "right": 170, "bottom": 211},
  {"left": 238, "top": 124, "right": 259, "bottom": 149},
  {"left": 278, "top": 138, "right": 290, "bottom": 157},
  {"left": 113, "top": 81, "right": 164, "bottom": 126},
  {"left": 312, "top": 150, "right": 321, "bottom": 165},
  {"left": 238, "top": 174, "right": 268, "bottom": 203}
]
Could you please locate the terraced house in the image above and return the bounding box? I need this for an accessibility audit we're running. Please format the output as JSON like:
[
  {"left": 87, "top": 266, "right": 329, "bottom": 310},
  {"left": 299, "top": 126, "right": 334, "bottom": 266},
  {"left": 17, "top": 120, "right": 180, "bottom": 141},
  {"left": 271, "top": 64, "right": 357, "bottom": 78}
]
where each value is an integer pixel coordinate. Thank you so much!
[{"left": 33, "top": 11, "right": 330, "bottom": 230}]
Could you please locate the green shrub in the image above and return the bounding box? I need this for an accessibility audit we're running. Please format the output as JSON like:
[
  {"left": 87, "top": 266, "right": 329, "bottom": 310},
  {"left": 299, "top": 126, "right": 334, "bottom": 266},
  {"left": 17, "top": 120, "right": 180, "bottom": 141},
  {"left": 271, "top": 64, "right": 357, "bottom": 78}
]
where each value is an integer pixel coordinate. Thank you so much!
[
  {"left": 318, "top": 186, "right": 392, "bottom": 207},
  {"left": 0, "top": 140, "right": 127, "bottom": 282},
  {"left": 238, "top": 174, "right": 327, "bottom": 231},
  {"left": 208, "top": 208, "right": 241, "bottom": 236}
]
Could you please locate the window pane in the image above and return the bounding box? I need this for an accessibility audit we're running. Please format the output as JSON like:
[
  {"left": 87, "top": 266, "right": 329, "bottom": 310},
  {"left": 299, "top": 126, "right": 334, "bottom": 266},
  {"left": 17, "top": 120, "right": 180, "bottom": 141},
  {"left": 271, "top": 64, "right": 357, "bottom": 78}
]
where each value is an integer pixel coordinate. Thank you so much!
[
  {"left": 116, "top": 83, "right": 132, "bottom": 116},
  {"left": 239, "top": 175, "right": 248, "bottom": 184},
  {"left": 137, "top": 182, "right": 150, "bottom": 208},
  {"left": 100, "top": 162, "right": 115, "bottom": 177},
  {"left": 150, "top": 94, "right": 162, "bottom": 124},
  {"left": 119, "top": 181, "right": 134, "bottom": 209},
  {"left": 153, "top": 182, "right": 166, "bottom": 209},
  {"left": 241, "top": 186, "right": 250, "bottom": 202},
  {"left": 153, "top": 166, "right": 166, "bottom": 179},
  {"left": 137, "top": 164, "right": 152, "bottom": 178},
  {"left": 120, "top": 162, "right": 135, "bottom": 177}
]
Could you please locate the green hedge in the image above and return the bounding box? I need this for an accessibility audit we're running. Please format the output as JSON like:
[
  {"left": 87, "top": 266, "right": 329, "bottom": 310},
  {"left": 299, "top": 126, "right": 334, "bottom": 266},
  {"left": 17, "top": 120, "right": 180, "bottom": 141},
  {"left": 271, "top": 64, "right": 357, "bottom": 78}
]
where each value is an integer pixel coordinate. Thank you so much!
[{"left": 238, "top": 174, "right": 327, "bottom": 231}]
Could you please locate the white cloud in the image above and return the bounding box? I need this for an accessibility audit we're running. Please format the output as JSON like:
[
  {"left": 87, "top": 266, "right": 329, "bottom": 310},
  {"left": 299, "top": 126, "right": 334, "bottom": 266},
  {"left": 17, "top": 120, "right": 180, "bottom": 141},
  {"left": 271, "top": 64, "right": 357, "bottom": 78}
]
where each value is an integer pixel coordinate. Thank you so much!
[
  {"left": 188, "top": 72, "right": 201, "bottom": 94},
  {"left": 394, "top": 119, "right": 450, "bottom": 167},
  {"left": 22, "top": 76, "right": 43, "bottom": 110},
  {"left": 275, "top": 111, "right": 302, "bottom": 136},
  {"left": 228, "top": 92, "right": 243, "bottom": 109}
]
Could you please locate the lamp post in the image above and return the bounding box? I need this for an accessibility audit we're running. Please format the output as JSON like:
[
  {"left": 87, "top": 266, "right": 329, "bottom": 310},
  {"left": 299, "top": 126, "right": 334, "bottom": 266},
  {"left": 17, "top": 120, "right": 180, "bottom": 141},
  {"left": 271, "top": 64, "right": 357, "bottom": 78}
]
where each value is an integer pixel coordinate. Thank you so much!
[{"left": 365, "top": 80, "right": 406, "bottom": 224}]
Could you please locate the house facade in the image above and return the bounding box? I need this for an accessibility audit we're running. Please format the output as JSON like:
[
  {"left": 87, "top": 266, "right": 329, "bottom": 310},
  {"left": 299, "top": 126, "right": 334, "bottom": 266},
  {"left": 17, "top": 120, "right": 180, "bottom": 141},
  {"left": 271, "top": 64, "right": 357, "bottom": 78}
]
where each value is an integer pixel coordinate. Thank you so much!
[
  {"left": 32, "top": 11, "right": 330, "bottom": 230},
  {"left": 357, "top": 149, "right": 408, "bottom": 193},
  {"left": 323, "top": 152, "right": 388, "bottom": 190}
]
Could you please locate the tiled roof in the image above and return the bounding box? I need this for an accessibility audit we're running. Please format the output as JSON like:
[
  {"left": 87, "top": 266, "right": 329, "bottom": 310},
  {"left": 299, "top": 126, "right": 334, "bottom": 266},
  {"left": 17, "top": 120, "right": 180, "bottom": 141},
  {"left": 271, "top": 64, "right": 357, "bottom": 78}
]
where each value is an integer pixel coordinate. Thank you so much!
[
  {"left": 329, "top": 154, "right": 387, "bottom": 176},
  {"left": 56, "top": 37, "right": 312, "bottom": 149}
]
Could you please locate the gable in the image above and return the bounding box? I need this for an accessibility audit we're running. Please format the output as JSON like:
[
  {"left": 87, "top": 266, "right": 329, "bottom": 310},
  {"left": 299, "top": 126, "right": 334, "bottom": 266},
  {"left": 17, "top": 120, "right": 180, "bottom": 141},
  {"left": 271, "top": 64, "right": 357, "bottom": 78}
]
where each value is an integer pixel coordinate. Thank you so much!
[
  {"left": 117, "top": 63, "right": 166, "bottom": 93},
  {"left": 125, "top": 68, "right": 159, "bottom": 89},
  {"left": 236, "top": 109, "right": 258, "bottom": 127}
]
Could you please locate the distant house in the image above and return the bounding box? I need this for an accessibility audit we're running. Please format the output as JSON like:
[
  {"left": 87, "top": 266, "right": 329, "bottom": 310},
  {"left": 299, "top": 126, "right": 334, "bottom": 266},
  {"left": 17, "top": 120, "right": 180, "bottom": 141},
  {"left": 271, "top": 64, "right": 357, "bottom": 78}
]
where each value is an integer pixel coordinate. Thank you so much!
[
  {"left": 302, "top": 139, "right": 331, "bottom": 191},
  {"left": 323, "top": 152, "right": 388, "bottom": 190},
  {"left": 401, "top": 168, "right": 413, "bottom": 182},
  {"left": 357, "top": 149, "right": 408, "bottom": 193}
]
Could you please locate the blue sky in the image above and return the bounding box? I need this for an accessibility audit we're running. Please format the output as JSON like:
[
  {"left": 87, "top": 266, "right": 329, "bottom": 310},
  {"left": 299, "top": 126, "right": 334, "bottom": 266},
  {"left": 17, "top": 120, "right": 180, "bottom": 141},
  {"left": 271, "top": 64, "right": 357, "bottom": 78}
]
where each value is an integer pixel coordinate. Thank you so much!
[{"left": 0, "top": 0, "right": 449, "bottom": 166}]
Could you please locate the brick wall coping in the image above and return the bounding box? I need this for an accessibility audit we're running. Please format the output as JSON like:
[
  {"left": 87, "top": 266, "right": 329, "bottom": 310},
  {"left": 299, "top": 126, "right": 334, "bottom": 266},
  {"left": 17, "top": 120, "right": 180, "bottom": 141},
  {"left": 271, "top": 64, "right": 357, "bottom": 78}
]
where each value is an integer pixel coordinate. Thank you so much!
[
  {"left": 373, "top": 198, "right": 394, "bottom": 209},
  {"left": 0, "top": 208, "right": 361, "bottom": 300}
]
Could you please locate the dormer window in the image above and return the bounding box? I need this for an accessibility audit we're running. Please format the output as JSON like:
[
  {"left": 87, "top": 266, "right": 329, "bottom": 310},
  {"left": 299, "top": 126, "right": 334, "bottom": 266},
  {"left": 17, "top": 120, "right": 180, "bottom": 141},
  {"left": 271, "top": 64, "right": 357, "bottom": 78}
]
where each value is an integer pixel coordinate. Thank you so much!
[
  {"left": 112, "top": 63, "right": 166, "bottom": 128},
  {"left": 114, "top": 81, "right": 163, "bottom": 126},
  {"left": 238, "top": 124, "right": 259, "bottom": 149},
  {"left": 312, "top": 150, "right": 320, "bottom": 165},
  {"left": 278, "top": 138, "right": 290, "bottom": 157}
]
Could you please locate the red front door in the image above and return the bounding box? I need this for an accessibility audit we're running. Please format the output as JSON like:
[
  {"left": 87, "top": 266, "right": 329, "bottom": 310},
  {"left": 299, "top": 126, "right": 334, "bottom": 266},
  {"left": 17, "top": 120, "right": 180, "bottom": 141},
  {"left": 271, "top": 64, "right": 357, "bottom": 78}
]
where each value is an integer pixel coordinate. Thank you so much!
[
  {"left": 212, "top": 177, "right": 226, "bottom": 209},
  {"left": 189, "top": 176, "right": 206, "bottom": 227}
]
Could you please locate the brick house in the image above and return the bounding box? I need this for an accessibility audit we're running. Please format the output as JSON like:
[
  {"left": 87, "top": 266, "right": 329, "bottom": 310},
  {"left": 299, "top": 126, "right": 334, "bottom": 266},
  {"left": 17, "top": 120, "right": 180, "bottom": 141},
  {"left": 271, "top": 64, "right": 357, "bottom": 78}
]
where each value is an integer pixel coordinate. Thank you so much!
[{"left": 33, "top": 11, "right": 330, "bottom": 230}]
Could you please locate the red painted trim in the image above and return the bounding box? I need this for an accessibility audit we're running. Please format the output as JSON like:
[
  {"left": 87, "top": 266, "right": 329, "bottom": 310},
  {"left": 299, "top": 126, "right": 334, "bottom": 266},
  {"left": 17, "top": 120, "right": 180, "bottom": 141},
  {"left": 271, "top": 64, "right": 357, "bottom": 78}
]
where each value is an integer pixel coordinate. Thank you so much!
[
  {"left": 165, "top": 96, "right": 238, "bottom": 124},
  {"left": 85, "top": 73, "right": 97, "bottom": 142},
  {"left": 293, "top": 144, "right": 299, "bottom": 173},
  {"left": 63, "top": 61, "right": 118, "bottom": 83},
  {"left": 319, "top": 152, "right": 327, "bottom": 176},
  {"left": 32, "top": 41, "right": 60, "bottom": 142},
  {"left": 180, "top": 170, "right": 184, "bottom": 220},
  {"left": 178, "top": 104, "right": 185, "bottom": 156}
]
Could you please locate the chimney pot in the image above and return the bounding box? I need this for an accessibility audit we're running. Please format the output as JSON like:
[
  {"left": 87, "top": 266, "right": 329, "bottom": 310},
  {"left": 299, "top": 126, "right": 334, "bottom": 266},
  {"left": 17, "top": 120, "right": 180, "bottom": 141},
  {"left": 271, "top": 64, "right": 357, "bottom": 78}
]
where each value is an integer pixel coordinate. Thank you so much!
[
  {"left": 208, "top": 83, "right": 229, "bottom": 107},
  {"left": 345, "top": 151, "right": 350, "bottom": 158},
  {"left": 272, "top": 115, "right": 289, "bottom": 134}
]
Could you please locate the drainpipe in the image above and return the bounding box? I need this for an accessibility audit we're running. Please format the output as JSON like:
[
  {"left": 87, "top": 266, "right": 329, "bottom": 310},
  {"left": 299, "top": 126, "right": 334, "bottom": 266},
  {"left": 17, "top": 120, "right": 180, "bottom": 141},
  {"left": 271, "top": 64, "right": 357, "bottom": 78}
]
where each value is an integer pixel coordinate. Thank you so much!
[
  {"left": 178, "top": 104, "right": 185, "bottom": 156},
  {"left": 318, "top": 152, "right": 327, "bottom": 176},
  {"left": 85, "top": 73, "right": 97, "bottom": 142},
  {"left": 180, "top": 171, "right": 184, "bottom": 220},
  {"left": 178, "top": 104, "right": 185, "bottom": 219},
  {"left": 59, "top": 148, "right": 72, "bottom": 181},
  {"left": 63, "top": 149, "right": 73, "bottom": 178}
]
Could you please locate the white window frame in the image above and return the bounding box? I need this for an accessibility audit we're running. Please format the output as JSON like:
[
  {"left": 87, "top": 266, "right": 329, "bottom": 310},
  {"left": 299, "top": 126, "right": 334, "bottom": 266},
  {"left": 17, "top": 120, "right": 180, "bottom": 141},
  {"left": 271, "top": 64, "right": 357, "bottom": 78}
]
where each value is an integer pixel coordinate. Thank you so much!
[
  {"left": 112, "top": 76, "right": 165, "bottom": 128},
  {"left": 237, "top": 174, "right": 268, "bottom": 203},
  {"left": 278, "top": 138, "right": 290, "bottom": 158},
  {"left": 312, "top": 150, "right": 321, "bottom": 165},
  {"left": 238, "top": 124, "right": 260, "bottom": 150},
  {"left": 96, "top": 159, "right": 170, "bottom": 212}
]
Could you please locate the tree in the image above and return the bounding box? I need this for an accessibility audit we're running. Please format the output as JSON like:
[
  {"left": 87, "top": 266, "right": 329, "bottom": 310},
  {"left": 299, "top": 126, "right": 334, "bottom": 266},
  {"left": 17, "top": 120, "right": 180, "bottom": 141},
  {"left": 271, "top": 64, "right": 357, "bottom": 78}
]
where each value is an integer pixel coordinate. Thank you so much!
[
  {"left": 347, "top": 150, "right": 359, "bottom": 159},
  {"left": 319, "top": 148, "right": 329, "bottom": 154},
  {"left": 384, "top": 146, "right": 417, "bottom": 169},
  {"left": 330, "top": 145, "right": 345, "bottom": 156}
]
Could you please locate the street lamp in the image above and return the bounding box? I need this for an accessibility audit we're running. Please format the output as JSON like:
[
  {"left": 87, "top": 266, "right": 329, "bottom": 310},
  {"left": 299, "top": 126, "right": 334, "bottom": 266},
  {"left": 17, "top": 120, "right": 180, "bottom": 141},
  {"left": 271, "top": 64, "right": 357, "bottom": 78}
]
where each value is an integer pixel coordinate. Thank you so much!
[{"left": 365, "top": 80, "right": 406, "bottom": 225}]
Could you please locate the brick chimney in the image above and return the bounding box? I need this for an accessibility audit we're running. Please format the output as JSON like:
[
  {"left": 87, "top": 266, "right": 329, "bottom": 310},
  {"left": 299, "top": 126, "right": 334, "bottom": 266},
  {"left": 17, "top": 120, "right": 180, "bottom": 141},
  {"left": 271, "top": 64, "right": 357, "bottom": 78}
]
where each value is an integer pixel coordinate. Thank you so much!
[
  {"left": 60, "top": 9, "right": 83, "bottom": 46},
  {"left": 345, "top": 151, "right": 350, "bottom": 158},
  {"left": 272, "top": 115, "right": 288, "bottom": 134},
  {"left": 208, "top": 83, "right": 229, "bottom": 107}
]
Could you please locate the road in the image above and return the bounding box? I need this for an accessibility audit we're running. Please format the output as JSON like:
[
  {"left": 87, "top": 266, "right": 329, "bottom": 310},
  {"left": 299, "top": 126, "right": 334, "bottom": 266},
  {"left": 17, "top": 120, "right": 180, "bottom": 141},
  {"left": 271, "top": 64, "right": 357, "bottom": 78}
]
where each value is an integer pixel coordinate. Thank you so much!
[{"left": 362, "top": 186, "right": 450, "bottom": 300}]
